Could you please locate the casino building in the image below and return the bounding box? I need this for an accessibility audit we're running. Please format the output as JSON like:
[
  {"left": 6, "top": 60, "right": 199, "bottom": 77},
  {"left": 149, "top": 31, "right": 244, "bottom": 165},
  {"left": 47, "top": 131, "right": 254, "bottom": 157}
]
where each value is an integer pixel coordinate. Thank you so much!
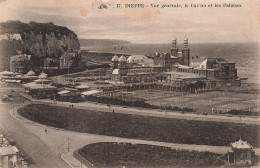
[{"left": 110, "top": 38, "right": 241, "bottom": 90}]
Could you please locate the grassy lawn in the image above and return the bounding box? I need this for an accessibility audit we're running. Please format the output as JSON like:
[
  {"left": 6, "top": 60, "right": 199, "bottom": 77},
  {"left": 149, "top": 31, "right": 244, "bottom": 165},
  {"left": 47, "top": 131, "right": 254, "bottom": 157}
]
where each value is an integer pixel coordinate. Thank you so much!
[
  {"left": 146, "top": 90, "right": 259, "bottom": 114},
  {"left": 78, "top": 142, "right": 225, "bottom": 168},
  {"left": 18, "top": 104, "right": 259, "bottom": 147}
]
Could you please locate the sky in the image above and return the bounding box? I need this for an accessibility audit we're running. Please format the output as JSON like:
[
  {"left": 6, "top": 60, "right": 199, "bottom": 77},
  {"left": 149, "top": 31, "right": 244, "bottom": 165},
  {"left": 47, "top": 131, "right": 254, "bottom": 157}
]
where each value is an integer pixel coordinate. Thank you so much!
[{"left": 0, "top": 0, "right": 259, "bottom": 44}]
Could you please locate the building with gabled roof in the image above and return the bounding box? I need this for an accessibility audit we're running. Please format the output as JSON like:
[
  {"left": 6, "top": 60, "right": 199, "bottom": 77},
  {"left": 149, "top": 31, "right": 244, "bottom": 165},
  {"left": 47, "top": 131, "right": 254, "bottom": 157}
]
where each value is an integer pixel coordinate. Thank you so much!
[
  {"left": 10, "top": 54, "right": 31, "bottom": 74},
  {"left": 0, "top": 134, "right": 20, "bottom": 168},
  {"left": 228, "top": 138, "right": 254, "bottom": 166}
]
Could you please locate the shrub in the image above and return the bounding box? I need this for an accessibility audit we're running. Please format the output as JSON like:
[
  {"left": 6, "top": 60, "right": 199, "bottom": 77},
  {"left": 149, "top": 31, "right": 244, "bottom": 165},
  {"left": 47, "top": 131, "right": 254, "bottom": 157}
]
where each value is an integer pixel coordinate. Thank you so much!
[{"left": 84, "top": 95, "right": 195, "bottom": 112}]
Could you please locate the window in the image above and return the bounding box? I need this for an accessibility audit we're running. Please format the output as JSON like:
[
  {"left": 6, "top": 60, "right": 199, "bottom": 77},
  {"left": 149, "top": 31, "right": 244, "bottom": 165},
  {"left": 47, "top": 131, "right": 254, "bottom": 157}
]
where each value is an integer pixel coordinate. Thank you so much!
[
  {"left": 241, "top": 152, "right": 245, "bottom": 158},
  {"left": 225, "top": 66, "right": 230, "bottom": 71},
  {"left": 215, "top": 72, "right": 219, "bottom": 77},
  {"left": 247, "top": 151, "right": 251, "bottom": 158}
]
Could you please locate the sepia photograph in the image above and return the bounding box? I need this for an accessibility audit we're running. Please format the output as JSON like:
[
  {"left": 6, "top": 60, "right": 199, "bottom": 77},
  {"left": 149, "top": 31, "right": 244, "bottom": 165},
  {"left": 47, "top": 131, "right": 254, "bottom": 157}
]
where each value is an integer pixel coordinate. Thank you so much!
[{"left": 0, "top": 0, "right": 259, "bottom": 167}]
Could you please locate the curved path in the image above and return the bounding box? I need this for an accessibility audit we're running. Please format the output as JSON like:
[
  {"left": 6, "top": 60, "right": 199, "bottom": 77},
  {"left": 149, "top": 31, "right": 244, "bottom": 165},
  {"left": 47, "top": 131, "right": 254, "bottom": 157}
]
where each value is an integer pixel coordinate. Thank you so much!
[
  {"left": 0, "top": 85, "right": 70, "bottom": 168},
  {"left": 20, "top": 93, "right": 260, "bottom": 125},
  {"left": 12, "top": 107, "right": 230, "bottom": 167}
]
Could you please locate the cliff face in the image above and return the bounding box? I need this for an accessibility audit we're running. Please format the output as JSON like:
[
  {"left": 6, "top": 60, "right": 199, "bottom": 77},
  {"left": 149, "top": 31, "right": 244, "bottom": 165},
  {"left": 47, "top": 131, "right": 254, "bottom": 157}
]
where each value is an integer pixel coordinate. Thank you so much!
[{"left": 0, "top": 21, "right": 80, "bottom": 70}]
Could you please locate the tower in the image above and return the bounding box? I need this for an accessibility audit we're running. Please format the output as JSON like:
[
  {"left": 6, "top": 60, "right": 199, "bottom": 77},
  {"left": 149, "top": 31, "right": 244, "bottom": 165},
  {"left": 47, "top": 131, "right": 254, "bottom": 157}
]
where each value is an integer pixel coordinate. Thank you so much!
[
  {"left": 162, "top": 53, "right": 171, "bottom": 71},
  {"left": 182, "top": 38, "right": 190, "bottom": 66},
  {"left": 170, "top": 38, "right": 178, "bottom": 57},
  {"left": 111, "top": 55, "right": 119, "bottom": 70},
  {"left": 118, "top": 56, "right": 127, "bottom": 75}
]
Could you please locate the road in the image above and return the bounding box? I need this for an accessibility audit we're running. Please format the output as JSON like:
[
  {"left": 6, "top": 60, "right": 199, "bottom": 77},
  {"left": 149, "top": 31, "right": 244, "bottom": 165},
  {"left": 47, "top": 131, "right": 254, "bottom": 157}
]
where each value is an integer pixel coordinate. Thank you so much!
[{"left": 0, "top": 84, "right": 70, "bottom": 168}]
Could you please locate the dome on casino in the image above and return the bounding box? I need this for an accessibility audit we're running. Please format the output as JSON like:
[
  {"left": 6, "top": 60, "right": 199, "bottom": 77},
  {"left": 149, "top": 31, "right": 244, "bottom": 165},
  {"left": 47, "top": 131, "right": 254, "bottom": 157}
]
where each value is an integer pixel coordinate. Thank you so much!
[
  {"left": 127, "top": 55, "right": 136, "bottom": 63},
  {"left": 118, "top": 56, "right": 127, "bottom": 62},
  {"left": 112, "top": 69, "right": 119, "bottom": 75},
  {"left": 112, "top": 55, "right": 119, "bottom": 61},
  {"left": 183, "top": 38, "right": 188, "bottom": 44},
  {"left": 127, "top": 55, "right": 148, "bottom": 64}
]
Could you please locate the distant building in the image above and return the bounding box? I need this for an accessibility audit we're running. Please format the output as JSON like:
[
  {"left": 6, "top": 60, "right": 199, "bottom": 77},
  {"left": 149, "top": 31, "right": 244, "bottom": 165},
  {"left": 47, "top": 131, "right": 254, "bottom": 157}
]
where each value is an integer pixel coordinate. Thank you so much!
[
  {"left": 0, "top": 146, "right": 19, "bottom": 167},
  {"left": 22, "top": 72, "right": 56, "bottom": 99},
  {"left": 56, "top": 88, "right": 81, "bottom": 102},
  {"left": 81, "top": 90, "right": 101, "bottom": 98},
  {"left": 43, "top": 50, "right": 82, "bottom": 71},
  {"left": 111, "top": 55, "right": 162, "bottom": 84},
  {"left": 23, "top": 82, "right": 57, "bottom": 99},
  {"left": 171, "top": 58, "right": 240, "bottom": 88},
  {"left": 43, "top": 50, "right": 80, "bottom": 70},
  {"left": 10, "top": 54, "right": 31, "bottom": 73},
  {"left": 59, "top": 52, "right": 74, "bottom": 69},
  {"left": 75, "top": 84, "right": 90, "bottom": 92},
  {"left": 0, "top": 34, "right": 22, "bottom": 41},
  {"left": 0, "top": 134, "right": 20, "bottom": 168},
  {"left": 228, "top": 138, "right": 254, "bottom": 166},
  {"left": 110, "top": 38, "right": 241, "bottom": 89},
  {"left": 44, "top": 57, "right": 58, "bottom": 70}
]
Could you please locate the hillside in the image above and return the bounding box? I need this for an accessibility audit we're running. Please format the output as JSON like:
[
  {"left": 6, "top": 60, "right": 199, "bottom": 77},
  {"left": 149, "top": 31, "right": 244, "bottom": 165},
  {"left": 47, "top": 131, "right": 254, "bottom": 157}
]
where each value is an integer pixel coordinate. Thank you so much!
[{"left": 0, "top": 20, "right": 80, "bottom": 71}]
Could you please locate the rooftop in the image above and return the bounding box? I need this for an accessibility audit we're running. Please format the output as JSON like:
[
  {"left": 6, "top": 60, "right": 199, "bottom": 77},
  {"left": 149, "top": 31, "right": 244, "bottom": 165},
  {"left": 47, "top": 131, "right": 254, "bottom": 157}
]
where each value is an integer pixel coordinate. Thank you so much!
[
  {"left": 10, "top": 54, "right": 31, "bottom": 61},
  {"left": 38, "top": 72, "right": 48, "bottom": 79},
  {"left": 112, "top": 69, "right": 119, "bottom": 75},
  {"left": 75, "top": 84, "right": 90, "bottom": 89},
  {"left": 163, "top": 71, "right": 205, "bottom": 79},
  {"left": 81, "top": 90, "right": 101, "bottom": 96},
  {"left": 112, "top": 55, "right": 119, "bottom": 61},
  {"left": 173, "top": 64, "right": 192, "bottom": 69},
  {"left": 119, "top": 56, "right": 127, "bottom": 62},
  {"left": 231, "top": 138, "right": 253, "bottom": 149},
  {"left": 23, "top": 82, "right": 57, "bottom": 90},
  {"left": 127, "top": 72, "right": 157, "bottom": 75},
  {"left": 0, "top": 146, "right": 19, "bottom": 155}
]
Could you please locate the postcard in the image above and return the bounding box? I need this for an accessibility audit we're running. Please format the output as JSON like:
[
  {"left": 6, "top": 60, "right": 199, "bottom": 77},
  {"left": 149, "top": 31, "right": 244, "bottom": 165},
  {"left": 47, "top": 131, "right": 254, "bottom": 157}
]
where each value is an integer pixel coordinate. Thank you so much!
[{"left": 0, "top": 0, "right": 259, "bottom": 168}]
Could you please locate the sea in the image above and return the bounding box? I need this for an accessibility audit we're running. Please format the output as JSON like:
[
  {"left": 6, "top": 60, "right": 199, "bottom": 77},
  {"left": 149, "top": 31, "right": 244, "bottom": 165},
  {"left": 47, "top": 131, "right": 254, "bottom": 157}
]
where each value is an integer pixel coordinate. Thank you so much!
[{"left": 82, "top": 42, "right": 259, "bottom": 84}]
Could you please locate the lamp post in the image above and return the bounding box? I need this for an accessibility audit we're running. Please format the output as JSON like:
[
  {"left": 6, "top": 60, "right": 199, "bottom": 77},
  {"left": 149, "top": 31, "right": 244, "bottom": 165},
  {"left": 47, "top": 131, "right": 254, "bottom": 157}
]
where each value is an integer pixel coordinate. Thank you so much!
[
  {"left": 209, "top": 99, "right": 212, "bottom": 114},
  {"left": 67, "top": 138, "right": 70, "bottom": 152}
]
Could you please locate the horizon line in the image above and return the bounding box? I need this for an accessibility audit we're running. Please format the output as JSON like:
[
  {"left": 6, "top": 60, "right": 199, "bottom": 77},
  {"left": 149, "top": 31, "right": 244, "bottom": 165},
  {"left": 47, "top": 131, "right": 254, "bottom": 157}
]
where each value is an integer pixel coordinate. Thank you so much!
[{"left": 79, "top": 38, "right": 258, "bottom": 45}]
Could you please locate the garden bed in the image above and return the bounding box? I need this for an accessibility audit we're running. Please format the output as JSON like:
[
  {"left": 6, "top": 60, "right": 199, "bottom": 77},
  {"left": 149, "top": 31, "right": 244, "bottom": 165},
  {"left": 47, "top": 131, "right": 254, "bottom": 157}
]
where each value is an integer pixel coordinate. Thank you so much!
[
  {"left": 227, "top": 109, "right": 259, "bottom": 116},
  {"left": 78, "top": 142, "right": 225, "bottom": 168}
]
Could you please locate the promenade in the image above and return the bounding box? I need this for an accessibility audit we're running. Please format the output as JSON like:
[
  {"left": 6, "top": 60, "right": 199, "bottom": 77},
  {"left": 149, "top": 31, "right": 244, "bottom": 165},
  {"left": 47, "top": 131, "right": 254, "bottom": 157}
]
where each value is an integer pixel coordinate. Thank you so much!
[{"left": 20, "top": 93, "right": 260, "bottom": 125}]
